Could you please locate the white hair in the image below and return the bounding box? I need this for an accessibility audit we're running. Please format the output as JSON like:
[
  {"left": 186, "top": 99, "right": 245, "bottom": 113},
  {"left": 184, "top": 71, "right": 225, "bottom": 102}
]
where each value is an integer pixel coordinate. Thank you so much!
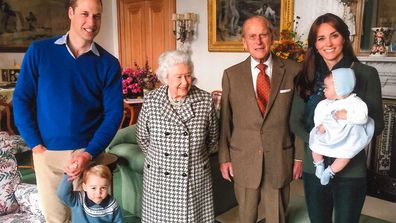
[{"left": 156, "top": 50, "right": 194, "bottom": 84}]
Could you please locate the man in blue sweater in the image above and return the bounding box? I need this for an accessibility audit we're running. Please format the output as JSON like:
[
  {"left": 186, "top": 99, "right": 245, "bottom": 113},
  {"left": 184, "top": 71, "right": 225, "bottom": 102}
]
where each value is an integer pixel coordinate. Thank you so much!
[{"left": 13, "top": 0, "right": 123, "bottom": 222}]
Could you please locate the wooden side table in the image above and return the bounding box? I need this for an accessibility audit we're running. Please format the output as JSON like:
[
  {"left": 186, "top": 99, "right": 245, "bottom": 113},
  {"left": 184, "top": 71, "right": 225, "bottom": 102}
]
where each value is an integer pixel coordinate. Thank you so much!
[{"left": 123, "top": 99, "right": 144, "bottom": 126}]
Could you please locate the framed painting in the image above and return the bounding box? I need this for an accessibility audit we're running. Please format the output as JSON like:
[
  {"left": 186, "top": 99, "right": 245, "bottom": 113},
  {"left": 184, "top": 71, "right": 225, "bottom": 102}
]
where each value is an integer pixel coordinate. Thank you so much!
[
  {"left": 0, "top": 0, "right": 69, "bottom": 52},
  {"left": 208, "top": 0, "right": 294, "bottom": 52}
]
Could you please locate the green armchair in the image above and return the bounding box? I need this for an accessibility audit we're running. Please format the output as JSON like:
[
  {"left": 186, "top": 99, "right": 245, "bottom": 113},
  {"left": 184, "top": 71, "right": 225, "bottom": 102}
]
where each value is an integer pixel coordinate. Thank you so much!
[
  {"left": 106, "top": 125, "right": 237, "bottom": 221},
  {"left": 106, "top": 125, "right": 144, "bottom": 221}
]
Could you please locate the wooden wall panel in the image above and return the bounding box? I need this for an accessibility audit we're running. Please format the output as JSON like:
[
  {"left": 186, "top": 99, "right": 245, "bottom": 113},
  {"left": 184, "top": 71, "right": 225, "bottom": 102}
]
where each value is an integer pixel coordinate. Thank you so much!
[{"left": 117, "top": 0, "right": 176, "bottom": 70}]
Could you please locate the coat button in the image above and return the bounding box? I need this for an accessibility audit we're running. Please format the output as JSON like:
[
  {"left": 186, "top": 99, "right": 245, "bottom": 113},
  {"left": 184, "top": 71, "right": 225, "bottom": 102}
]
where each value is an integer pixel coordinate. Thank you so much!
[
  {"left": 146, "top": 164, "right": 150, "bottom": 168},
  {"left": 182, "top": 173, "right": 187, "bottom": 177},
  {"left": 164, "top": 152, "right": 170, "bottom": 156},
  {"left": 164, "top": 172, "right": 170, "bottom": 176},
  {"left": 165, "top": 132, "right": 170, "bottom": 136},
  {"left": 183, "top": 132, "right": 188, "bottom": 136}
]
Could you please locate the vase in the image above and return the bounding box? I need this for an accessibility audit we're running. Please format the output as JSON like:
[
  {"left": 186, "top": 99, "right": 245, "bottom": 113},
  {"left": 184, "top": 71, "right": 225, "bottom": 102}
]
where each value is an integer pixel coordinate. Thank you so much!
[{"left": 370, "top": 27, "right": 395, "bottom": 57}]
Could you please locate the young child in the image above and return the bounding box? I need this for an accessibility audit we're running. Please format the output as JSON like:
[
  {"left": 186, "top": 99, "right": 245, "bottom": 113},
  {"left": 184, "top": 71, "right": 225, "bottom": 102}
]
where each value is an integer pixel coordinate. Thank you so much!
[
  {"left": 57, "top": 164, "right": 123, "bottom": 223},
  {"left": 309, "top": 68, "right": 375, "bottom": 185}
]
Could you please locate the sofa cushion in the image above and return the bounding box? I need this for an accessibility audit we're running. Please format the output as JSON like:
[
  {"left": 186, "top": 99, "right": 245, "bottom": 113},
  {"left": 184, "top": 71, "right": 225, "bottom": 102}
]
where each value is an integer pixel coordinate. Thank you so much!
[
  {"left": 14, "top": 183, "right": 44, "bottom": 220},
  {"left": 0, "top": 150, "right": 21, "bottom": 215},
  {"left": 0, "top": 132, "right": 29, "bottom": 155},
  {"left": 0, "top": 212, "right": 44, "bottom": 223}
]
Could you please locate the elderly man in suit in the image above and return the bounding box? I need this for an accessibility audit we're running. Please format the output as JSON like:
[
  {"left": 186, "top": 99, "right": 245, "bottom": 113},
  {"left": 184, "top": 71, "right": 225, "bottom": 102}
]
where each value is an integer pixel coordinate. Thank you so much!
[{"left": 219, "top": 16, "right": 302, "bottom": 223}]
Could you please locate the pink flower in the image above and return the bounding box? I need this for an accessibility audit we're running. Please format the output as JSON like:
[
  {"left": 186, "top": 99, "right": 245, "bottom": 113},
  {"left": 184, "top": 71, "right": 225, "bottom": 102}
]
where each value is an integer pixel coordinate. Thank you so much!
[{"left": 121, "top": 62, "right": 158, "bottom": 98}]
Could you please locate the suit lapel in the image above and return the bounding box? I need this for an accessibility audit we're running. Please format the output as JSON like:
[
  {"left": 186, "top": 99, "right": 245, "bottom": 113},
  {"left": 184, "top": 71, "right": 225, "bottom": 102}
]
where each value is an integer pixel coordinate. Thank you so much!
[
  {"left": 239, "top": 57, "right": 263, "bottom": 118},
  {"left": 241, "top": 58, "right": 257, "bottom": 99},
  {"left": 264, "top": 56, "right": 285, "bottom": 119},
  {"left": 180, "top": 87, "right": 200, "bottom": 123}
]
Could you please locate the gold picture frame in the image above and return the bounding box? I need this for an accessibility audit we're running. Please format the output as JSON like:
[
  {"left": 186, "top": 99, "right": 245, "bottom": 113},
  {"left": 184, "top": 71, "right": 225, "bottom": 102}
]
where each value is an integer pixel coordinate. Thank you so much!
[{"left": 208, "top": 0, "right": 294, "bottom": 52}]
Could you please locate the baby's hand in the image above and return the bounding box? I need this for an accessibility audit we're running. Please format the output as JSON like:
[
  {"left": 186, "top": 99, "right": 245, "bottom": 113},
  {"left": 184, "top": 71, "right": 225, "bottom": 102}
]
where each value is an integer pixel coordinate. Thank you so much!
[
  {"left": 318, "top": 124, "right": 326, "bottom": 134},
  {"left": 334, "top": 109, "right": 347, "bottom": 120}
]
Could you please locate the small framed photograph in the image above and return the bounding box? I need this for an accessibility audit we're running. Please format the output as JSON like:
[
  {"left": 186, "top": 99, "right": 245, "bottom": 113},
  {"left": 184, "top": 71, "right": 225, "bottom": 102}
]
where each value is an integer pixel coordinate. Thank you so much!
[
  {"left": 1, "top": 70, "right": 9, "bottom": 82},
  {"left": 8, "top": 69, "right": 20, "bottom": 82},
  {"left": 1, "top": 69, "right": 20, "bottom": 83}
]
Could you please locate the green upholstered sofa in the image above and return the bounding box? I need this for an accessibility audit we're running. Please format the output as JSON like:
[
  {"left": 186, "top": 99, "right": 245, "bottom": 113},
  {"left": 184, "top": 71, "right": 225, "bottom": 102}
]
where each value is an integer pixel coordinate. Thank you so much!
[{"left": 106, "top": 125, "right": 238, "bottom": 222}]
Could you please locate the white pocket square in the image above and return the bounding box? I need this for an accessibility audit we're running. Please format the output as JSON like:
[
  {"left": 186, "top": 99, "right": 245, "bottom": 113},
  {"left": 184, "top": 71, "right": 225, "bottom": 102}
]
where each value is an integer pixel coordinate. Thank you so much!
[{"left": 279, "top": 89, "right": 291, "bottom": 93}]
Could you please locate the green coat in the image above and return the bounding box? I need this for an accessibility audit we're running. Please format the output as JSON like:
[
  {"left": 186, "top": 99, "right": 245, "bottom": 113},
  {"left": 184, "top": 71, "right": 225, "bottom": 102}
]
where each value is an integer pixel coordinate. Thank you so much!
[{"left": 290, "top": 62, "right": 384, "bottom": 178}]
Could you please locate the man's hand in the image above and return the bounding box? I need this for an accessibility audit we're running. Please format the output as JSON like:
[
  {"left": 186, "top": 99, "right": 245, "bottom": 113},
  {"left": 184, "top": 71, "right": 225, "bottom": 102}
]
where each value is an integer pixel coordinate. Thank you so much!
[
  {"left": 293, "top": 160, "right": 303, "bottom": 180},
  {"left": 220, "top": 162, "right": 234, "bottom": 182},
  {"left": 65, "top": 151, "right": 92, "bottom": 180},
  {"left": 32, "top": 144, "right": 47, "bottom": 154},
  {"left": 334, "top": 109, "right": 347, "bottom": 120}
]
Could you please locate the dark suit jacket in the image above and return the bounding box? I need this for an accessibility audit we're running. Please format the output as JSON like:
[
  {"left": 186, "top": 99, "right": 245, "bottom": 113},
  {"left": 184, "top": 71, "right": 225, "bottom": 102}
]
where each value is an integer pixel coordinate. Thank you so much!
[{"left": 219, "top": 55, "right": 302, "bottom": 189}]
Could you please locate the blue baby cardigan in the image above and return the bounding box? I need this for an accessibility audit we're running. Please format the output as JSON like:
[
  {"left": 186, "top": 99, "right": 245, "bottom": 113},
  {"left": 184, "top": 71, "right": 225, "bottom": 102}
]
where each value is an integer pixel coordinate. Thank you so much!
[{"left": 13, "top": 36, "right": 123, "bottom": 157}]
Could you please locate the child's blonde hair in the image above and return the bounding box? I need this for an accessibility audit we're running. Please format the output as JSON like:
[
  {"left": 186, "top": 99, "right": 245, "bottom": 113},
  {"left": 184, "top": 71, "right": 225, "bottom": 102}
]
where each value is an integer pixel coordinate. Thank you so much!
[{"left": 82, "top": 164, "right": 112, "bottom": 184}]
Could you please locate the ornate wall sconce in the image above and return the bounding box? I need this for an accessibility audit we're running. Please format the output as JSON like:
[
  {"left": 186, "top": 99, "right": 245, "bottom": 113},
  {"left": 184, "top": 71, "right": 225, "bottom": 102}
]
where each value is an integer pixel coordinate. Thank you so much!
[{"left": 172, "top": 13, "right": 197, "bottom": 44}]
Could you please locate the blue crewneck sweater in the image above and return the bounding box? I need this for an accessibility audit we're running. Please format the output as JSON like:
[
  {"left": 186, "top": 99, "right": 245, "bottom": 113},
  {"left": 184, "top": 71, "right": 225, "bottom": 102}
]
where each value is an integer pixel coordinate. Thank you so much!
[{"left": 13, "top": 36, "right": 123, "bottom": 157}]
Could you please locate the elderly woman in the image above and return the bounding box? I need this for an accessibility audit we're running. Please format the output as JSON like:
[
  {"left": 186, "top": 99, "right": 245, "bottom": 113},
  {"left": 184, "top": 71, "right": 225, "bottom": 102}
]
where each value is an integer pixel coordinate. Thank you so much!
[{"left": 136, "top": 50, "right": 219, "bottom": 222}]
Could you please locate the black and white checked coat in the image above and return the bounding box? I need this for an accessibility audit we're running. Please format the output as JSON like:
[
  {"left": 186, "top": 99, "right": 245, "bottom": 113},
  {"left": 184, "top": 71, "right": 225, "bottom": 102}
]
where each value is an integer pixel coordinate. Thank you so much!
[{"left": 136, "top": 85, "right": 219, "bottom": 223}]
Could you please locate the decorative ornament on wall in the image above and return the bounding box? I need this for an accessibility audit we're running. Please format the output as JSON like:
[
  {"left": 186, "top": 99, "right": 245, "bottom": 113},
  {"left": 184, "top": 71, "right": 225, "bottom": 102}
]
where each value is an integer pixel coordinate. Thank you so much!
[
  {"left": 172, "top": 12, "right": 198, "bottom": 51},
  {"left": 172, "top": 13, "right": 198, "bottom": 43}
]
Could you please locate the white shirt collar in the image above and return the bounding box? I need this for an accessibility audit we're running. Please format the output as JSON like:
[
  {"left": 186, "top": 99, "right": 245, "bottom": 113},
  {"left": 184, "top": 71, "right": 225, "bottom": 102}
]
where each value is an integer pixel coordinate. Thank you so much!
[
  {"left": 250, "top": 54, "right": 273, "bottom": 95},
  {"left": 54, "top": 33, "right": 100, "bottom": 58},
  {"left": 250, "top": 53, "right": 273, "bottom": 73}
]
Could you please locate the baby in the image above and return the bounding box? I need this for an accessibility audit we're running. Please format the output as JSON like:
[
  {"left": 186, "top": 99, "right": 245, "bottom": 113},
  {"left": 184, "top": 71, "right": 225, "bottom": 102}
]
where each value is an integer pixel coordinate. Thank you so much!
[
  {"left": 57, "top": 164, "right": 123, "bottom": 222},
  {"left": 309, "top": 68, "right": 374, "bottom": 185}
]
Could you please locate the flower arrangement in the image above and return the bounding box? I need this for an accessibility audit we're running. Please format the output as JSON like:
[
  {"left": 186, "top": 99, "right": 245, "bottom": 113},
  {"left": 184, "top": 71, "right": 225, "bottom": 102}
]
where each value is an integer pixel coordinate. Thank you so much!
[
  {"left": 271, "top": 17, "right": 306, "bottom": 62},
  {"left": 122, "top": 61, "right": 158, "bottom": 99},
  {"left": 271, "top": 29, "right": 306, "bottom": 62}
]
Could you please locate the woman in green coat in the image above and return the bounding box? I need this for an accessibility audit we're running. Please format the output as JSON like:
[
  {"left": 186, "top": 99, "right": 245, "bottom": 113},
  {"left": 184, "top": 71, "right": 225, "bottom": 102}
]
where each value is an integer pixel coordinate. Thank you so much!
[{"left": 290, "top": 13, "right": 384, "bottom": 223}]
